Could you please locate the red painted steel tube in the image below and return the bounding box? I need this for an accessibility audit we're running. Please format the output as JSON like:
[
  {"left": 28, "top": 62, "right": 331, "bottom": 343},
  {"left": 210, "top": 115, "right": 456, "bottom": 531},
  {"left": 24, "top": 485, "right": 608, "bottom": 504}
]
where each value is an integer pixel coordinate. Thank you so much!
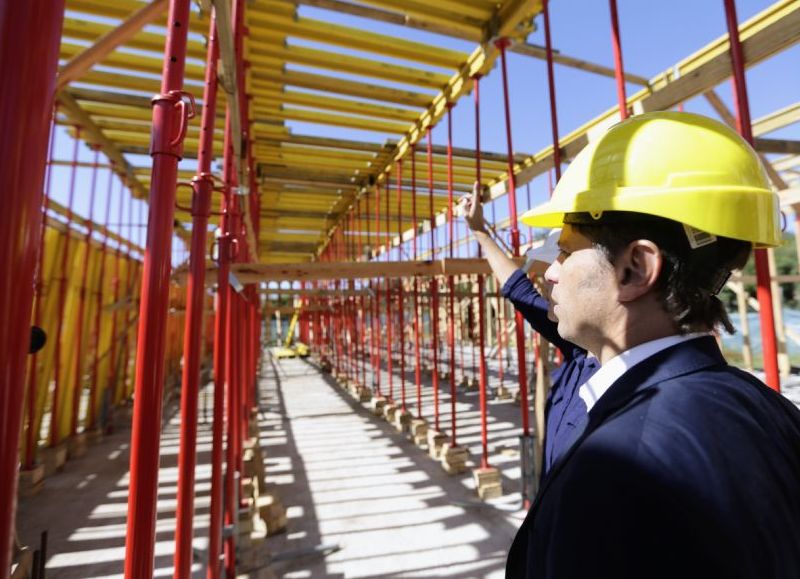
[
  {"left": 542, "top": 0, "right": 562, "bottom": 181},
  {"left": 174, "top": 13, "right": 219, "bottom": 577},
  {"left": 427, "top": 127, "right": 440, "bottom": 431},
  {"left": 446, "top": 105, "right": 458, "bottom": 446},
  {"left": 124, "top": 0, "right": 193, "bottom": 575},
  {"left": 411, "top": 147, "right": 423, "bottom": 417},
  {"left": 109, "top": 175, "right": 126, "bottom": 403},
  {"left": 25, "top": 113, "right": 58, "bottom": 470},
  {"left": 0, "top": 2, "right": 65, "bottom": 573},
  {"left": 608, "top": 0, "right": 629, "bottom": 120},
  {"left": 51, "top": 128, "right": 82, "bottom": 447},
  {"left": 396, "top": 161, "right": 407, "bottom": 411},
  {"left": 473, "top": 75, "right": 490, "bottom": 468},
  {"left": 496, "top": 39, "right": 531, "bottom": 437},
  {"left": 373, "top": 184, "right": 382, "bottom": 395},
  {"left": 87, "top": 162, "right": 116, "bottom": 431},
  {"left": 385, "top": 177, "right": 394, "bottom": 401},
  {"left": 723, "top": 0, "right": 780, "bottom": 391}
]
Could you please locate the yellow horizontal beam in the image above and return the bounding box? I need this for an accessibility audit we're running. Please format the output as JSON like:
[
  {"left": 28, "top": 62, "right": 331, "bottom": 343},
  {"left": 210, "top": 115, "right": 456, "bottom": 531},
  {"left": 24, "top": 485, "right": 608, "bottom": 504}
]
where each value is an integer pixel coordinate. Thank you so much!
[
  {"left": 249, "top": 41, "right": 449, "bottom": 89},
  {"left": 61, "top": 17, "right": 207, "bottom": 61},
  {"left": 255, "top": 91, "right": 420, "bottom": 122},
  {"left": 253, "top": 70, "right": 432, "bottom": 108},
  {"left": 66, "top": 0, "right": 208, "bottom": 34},
  {"left": 248, "top": 12, "right": 466, "bottom": 68}
]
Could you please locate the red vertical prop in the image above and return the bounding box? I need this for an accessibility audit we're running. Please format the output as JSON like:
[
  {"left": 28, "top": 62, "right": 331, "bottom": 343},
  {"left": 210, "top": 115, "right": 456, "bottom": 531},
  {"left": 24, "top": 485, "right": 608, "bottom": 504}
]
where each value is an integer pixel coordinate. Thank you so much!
[
  {"left": 124, "top": 0, "right": 193, "bottom": 575},
  {"left": 396, "top": 161, "right": 407, "bottom": 411},
  {"left": 473, "top": 75, "right": 490, "bottom": 469},
  {"left": 411, "top": 147, "right": 423, "bottom": 417},
  {"left": 174, "top": 12, "right": 220, "bottom": 577},
  {"left": 427, "top": 128, "right": 441, "bottom": 431},
  {"left": 496, "top": 39, "right": 531, "bottom": 438},
  {"left": 0, "top": 2, "right": 65, "bottom": 573},
  {"left": 446, "top": 105, "right": 458, "bottom": 446},
  {"left": 608, "top": 0, "right": 629, "bottom": 119},
  {"left": 723, "top": 0, "right": 780, "bottom": 391}
]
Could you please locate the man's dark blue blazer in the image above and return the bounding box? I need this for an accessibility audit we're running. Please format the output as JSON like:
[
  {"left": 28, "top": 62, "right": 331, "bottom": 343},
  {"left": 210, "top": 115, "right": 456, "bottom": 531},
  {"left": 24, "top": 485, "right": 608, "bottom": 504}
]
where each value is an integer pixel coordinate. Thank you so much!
[{"left": 506, "top": 335, "right": 800, "bottom": 578}]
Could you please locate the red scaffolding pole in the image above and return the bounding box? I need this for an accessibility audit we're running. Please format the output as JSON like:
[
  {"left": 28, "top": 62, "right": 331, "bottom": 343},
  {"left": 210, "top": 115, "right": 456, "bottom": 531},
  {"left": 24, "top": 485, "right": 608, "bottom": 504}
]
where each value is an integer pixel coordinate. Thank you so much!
[
  {"left": 495, "top": 39, "right": 531, "bottom": 439},
  {"left": 124, "top": 0, "right": 193, "bottom": 575},
  {"left": 473, "top": 74, "right": 491, "bottom": 469},
  {"left": 427, "top": 127, "right": 441, "bottom": 432},
  {"left": 608, "top": 0, "right": 629, "bottom": 120},
  {"left": 722, "top": 0, "right": 780, "bottom": 392},
  {"left": 174, "top": 11, "right": 220, "bottom": 577},
  {"left": 446, "top": 104, "right": 458, "bottom": 446},
  {"left": 0, "top": 2, "right": 65, "bottom": 574}
]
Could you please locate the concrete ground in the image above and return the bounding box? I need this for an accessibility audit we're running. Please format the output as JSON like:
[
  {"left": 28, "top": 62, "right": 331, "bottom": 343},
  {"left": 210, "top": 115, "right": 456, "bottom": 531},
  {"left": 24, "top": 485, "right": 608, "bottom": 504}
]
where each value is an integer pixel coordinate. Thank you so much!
[{"left": 15, "top": 343, "right": 800, "bottom": 578}]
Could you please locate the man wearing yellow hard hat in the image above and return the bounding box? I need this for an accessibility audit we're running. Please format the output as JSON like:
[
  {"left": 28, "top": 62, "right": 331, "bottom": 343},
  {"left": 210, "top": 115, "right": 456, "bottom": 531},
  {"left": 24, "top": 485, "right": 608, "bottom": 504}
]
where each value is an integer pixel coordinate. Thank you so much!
[{"left": 502, "top": 112, "right": 800, "bottom": 579}]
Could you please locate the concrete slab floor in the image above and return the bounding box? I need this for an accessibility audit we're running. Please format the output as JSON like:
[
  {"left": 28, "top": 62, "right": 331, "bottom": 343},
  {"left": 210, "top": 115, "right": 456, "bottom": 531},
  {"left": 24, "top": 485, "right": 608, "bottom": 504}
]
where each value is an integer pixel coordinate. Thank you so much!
[{"left": 260, "top": 355, "right": 528, "bottom": 579}]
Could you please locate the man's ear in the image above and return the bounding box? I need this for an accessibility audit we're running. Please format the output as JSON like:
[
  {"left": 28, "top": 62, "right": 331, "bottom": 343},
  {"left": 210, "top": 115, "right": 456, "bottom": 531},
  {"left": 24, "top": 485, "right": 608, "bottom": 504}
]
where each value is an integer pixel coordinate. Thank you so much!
[{"left": 616, "top": 240, "right": 662, "bottom": 303}]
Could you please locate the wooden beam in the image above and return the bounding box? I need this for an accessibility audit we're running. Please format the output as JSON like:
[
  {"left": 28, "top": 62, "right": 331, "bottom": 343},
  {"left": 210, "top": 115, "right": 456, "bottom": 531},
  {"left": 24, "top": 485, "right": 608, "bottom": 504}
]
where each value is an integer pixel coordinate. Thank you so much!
[
  {"left": 754, "top": 138, "right": 800, "bottom": 155},
  {"left": 57, "top": 0, "right": 169, "bottom": 90},
  {"left": 176, "top": 257, "right": 530, "bottom": 285},
  {"left": 752, "top": 101, "right": 800, "bottom": 135},
  {"left": 510, "top": 42, "right": 651, "bottom": 86}
]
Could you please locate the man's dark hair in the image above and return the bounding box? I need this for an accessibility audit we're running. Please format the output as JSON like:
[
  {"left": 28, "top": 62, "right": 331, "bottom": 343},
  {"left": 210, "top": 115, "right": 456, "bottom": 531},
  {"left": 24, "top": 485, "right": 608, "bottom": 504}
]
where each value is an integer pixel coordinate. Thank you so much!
[{"left": 566, "top": 211, "right": 751, "bottom": 335}]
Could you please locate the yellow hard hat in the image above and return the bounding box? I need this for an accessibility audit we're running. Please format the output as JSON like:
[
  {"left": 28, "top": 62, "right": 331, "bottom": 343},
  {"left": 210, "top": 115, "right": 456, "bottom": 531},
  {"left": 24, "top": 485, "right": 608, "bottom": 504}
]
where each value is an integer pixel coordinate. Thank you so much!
[{"left": 520, "top": 111, "right": 781, "bottom": 247}]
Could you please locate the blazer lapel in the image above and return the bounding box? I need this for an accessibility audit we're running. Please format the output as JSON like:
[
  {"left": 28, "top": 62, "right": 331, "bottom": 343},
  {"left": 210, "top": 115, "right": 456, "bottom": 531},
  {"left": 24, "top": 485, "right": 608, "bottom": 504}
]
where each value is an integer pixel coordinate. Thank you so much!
[{"left": 531, "top": 336, "right": 726, "bottom": 509}]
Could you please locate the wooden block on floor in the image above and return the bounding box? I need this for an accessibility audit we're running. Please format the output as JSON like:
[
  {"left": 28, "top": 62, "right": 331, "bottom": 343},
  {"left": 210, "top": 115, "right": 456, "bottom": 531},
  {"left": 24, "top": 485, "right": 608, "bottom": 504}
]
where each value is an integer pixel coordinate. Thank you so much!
[
  {"left": 427, "top": 430, "right": 448, "bottom": 459},
  {"left": 473, "top": 466, "right": 503, "bottom": 499},
  {"left": 393, "top": 409, "right": 412, "bottom": 433},
  {"left": 371, "top": 395, "right": 387, "bottom": 416},
  {"left": 257, "top": 495, "right": 288, "bottom": 536},
  {"left": 67, "top": 432, "right": 88, "bottom": 459},
  {"left": 17, "top": 464, "right": 45, "bottom": 498},
  {"left": 86, "top": 428, "right": 103, "bottom": 445},
  {"left": 440, "top": 443, "right": 469, "bottom": 475},
  {"left": 40, "top": 443, "right": 67, "bottom": 478},
  {"left": 495, "top": 385, "right": 512, "bottom": 400},
  {"left": 383, "top": 403, "right": 398, "bottom": 423},
  {"left": 357, "top": 386, "right": 372, "bottom": 402},
  {"left": 10, "top": 547, "right": 33, "bottom": 579}
]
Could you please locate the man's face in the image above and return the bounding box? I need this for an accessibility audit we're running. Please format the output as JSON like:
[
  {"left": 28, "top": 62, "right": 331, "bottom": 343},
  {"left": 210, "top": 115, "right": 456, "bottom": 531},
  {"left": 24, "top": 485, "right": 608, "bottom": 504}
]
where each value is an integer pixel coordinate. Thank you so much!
[{"left": 543, "top": 225, "right": 617, "bottom": 351}]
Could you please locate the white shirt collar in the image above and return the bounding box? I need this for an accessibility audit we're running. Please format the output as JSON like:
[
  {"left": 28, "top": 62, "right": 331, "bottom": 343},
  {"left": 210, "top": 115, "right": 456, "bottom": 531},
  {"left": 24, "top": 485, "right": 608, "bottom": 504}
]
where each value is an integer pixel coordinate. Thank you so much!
[{"left": 579, "top": 333, "right": 708, "bottom": 412}]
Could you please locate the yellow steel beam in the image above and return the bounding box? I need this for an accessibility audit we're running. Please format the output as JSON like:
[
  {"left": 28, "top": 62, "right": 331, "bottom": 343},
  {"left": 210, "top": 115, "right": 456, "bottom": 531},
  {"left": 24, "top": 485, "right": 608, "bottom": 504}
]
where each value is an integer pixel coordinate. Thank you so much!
[
  {"left": 61, "top": 17, "right": 207, "bottom": 60},
  {"left": 261, "top": 106, "right": 411, "bottom": 134},
  {"left": 342, "top": 0, "right": 485, "bottom": 40},
  {"left": 59, "top": 41, "right": 206, "bottom": 81},
  {"left": 66, "top": 0, "right": 208, "bottom": 34},
  {"left": 253, "top": 70, "right": 432, "bottom": 108},
  {"left": 248, "top": 11, "right": 467, "bottom": 68},
  {"left": 249, "top": 41, "right": 449, "bottom": 89},
  {"left": 58, "top": 0, "right": 169, "bottom": 89},
  {"left": 255, "top": 92, "right": 420, "bottom": 122},
  {"left": 359, "top": 0, "right": 495, "bottom": 21}
]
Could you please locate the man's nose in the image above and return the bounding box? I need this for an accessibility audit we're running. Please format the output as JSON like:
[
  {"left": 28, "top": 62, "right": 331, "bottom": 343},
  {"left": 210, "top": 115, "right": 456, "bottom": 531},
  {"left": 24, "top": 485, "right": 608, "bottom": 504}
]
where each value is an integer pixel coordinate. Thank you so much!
[{"left": 544, "top": 260, "right": 559, "bottom": 284}]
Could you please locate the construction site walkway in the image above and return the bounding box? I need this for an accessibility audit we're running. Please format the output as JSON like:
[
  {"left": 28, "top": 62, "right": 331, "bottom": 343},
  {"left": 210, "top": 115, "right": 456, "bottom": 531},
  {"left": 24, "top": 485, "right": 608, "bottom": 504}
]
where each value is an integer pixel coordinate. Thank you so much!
[{"left": 17, "top": 353, "right": 533, "bottom": 578}]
